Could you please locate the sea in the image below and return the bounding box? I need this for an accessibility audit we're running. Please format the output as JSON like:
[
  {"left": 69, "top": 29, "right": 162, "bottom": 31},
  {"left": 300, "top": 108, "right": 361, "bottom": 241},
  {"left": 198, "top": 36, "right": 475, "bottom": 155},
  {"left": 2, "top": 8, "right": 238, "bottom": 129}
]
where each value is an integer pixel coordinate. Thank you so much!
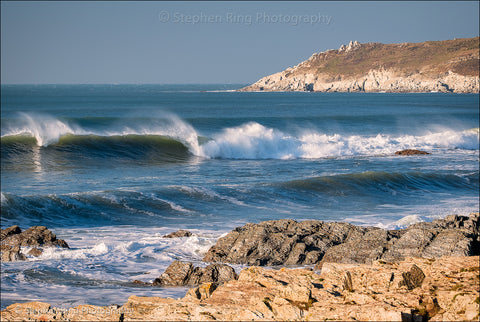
[{"left": 1, "top": 84, "right": 479, "bottom": 309}]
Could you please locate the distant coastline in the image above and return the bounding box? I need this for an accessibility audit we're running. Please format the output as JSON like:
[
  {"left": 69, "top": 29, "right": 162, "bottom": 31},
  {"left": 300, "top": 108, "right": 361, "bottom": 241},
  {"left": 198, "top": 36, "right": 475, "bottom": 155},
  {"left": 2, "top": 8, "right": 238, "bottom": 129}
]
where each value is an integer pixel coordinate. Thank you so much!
[{"left": 240, "top": 37, "right": 480, "bottom": 93}]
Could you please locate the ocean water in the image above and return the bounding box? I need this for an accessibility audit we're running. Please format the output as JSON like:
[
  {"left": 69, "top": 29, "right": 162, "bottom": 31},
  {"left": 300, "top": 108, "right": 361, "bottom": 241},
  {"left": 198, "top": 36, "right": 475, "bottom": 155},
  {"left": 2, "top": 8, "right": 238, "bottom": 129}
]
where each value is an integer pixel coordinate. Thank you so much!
[{"left": 1, "top": 84, "right": 479, "bottom": 309}]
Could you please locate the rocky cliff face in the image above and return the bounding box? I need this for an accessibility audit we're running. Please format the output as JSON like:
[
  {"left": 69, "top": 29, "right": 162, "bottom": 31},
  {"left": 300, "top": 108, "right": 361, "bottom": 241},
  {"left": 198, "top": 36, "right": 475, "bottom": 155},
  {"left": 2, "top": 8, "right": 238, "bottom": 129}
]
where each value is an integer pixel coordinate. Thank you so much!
[{"left": 240, "top": 37, "right": 479, "bottom": 93}]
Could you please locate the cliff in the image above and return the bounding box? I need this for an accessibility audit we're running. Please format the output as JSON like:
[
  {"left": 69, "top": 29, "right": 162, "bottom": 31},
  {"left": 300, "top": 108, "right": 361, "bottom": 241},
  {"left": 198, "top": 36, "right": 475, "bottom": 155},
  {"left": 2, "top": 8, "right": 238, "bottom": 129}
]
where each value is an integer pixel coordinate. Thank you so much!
[{"left": 240, "top": 37, "right": 480, "bottom": 93}]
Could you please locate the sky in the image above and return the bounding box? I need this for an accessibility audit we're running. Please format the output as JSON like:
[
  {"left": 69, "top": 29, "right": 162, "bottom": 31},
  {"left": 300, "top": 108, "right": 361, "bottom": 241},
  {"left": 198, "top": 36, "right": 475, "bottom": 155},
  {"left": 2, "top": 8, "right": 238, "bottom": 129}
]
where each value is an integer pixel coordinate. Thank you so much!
[{"left": 1, "top": 1, "right": 479, "bottom": 84}]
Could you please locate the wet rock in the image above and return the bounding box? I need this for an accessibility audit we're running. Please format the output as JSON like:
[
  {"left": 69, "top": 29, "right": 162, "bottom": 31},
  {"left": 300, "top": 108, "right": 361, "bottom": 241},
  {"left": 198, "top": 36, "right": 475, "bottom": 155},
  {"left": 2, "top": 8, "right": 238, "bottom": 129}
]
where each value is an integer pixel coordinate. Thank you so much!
[
  {"left": 1, "top": 225, "right": 69, "bottom": 262},
  {"left": 152, "top": 261, "right": 237, "bottom": 286},
  {"left": 1, "top": 226, "right": 69, "bottom": 248},
  {"left": 132, "top": 280, "right": 151, "bottom": 286},
  {"left": 203, "top": 219, "right": 365, "bottom": 266},
  {"left": 27, "top": 247, "right": 43, "bottom": 257},
  {"left": 152, "top": 261, "right": 195, "bottom": 286},
  {"left": 204, "top": 213, "right": 479, "bottom": 268},
  {"left": 163, "top": 229, "right": 192, "bottom": 238},
  {"left": 394, "top": 149, "right": 430, "bottom": 155},
  {"left": 1, "top": 245, "right": 27, "bottom": 262},
  {"left": 0, "top": 225, "right": 21, "bottom": 240}
]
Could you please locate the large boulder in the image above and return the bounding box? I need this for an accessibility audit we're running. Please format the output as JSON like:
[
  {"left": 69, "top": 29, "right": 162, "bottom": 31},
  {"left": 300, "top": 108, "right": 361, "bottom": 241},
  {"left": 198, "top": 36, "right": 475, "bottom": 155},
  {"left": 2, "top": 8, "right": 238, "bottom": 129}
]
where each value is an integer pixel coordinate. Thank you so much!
[
  {"left": 202, "top": 213, "right": 479, "bottom": 267},
  {"left": 203, "top": 219, "right": 368, "bottom": 266},
  {"left": 1, "top": 225, "right": 69, "bottom": 262},
  {"left": 152, "top": 261, "right": 237, "bottom": 286}
]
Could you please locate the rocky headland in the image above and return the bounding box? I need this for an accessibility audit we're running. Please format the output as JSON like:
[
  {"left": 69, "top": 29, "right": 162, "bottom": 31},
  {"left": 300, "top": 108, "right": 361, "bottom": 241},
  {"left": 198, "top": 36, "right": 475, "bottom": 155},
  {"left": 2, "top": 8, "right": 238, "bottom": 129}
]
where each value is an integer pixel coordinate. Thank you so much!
[
  {"left": 1, "top": 213, "right": 479, "bottom": 321},
  {"left": 240, "top": 37, "right": 479, "bottom": 93}
]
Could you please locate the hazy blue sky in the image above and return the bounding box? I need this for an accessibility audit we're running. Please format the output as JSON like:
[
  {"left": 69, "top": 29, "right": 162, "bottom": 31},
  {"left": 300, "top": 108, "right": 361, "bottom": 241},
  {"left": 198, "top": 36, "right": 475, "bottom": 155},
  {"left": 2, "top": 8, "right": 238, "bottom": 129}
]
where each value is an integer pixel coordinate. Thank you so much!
[{"left": 1, "top": 1, "right": 479, "bottom": 84}]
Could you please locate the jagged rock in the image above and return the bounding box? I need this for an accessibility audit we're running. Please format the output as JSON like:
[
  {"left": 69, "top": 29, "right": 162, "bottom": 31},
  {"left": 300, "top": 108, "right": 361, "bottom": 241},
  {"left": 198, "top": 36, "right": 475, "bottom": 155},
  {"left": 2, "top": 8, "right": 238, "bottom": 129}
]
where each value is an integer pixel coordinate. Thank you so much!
[
  {"left": 1, "top": 226, "right": 69, "bottom": 248},
  {"left": 27, "top": 247, "right": 43, "bottom": 257},
  {"left": 163, "top": 229, "right": 192, "bottom": 238},
  {"left": 152, "top": 261, "right": 237, "bottom": 286},
  {"left": 0, "top": 225, "right": 21, "bottom": 240},
  {"left": 395, "top": 149, "right": 430, "bottom": 155},
  {"left": 398, "top": 264, "right": 425, "bottom": 290},
  {"left": 152, "top": 261, "right": 195, "bottom": 286},
  {"left": 3, "top": 256, "right": 478, "bottom": 321},
  {"left": 203, "top": 213, "right": 479, "bottom": 268},
  {"left": 1, "top": 245, "right": 27, "bottom": 262},
  {"left": 203, "top": 219, "right": 367, "bottom": 266},
  {"left": 1, "top": 225, "right": 69, "bottom": 262}
]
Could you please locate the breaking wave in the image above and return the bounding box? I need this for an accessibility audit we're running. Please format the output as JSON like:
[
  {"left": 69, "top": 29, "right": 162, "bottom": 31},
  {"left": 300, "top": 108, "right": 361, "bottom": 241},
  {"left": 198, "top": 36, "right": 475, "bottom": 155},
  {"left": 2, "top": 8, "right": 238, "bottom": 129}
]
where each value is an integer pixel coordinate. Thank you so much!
[{"left": 1, "top": 114, "right": 478, "bottom": 161}]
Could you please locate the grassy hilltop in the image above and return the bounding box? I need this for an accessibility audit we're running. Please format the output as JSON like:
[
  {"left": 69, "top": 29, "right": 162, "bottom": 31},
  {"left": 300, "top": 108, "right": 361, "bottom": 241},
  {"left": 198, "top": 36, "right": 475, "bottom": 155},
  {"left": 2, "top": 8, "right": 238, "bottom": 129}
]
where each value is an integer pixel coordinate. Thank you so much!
[{"left": 241, "top": 37, "right": 479, "bottom": 92}]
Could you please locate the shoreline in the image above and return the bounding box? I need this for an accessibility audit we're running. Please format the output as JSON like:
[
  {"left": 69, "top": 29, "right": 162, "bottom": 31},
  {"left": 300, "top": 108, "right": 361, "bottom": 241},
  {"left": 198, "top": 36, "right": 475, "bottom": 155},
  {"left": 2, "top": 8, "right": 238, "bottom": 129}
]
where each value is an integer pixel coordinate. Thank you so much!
[
  {"left": 1, "top": 256, "right": 479, "bottom": 321},
  {"left": 1, "top": 213, "right": 479, "bottom": 321}
]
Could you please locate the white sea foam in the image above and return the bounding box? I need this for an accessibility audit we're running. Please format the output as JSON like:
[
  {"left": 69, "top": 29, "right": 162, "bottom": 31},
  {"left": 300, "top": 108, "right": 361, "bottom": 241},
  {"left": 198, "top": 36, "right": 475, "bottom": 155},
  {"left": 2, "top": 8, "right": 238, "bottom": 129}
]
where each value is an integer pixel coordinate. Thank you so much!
[
  {"left": 3, "top": 114, "right": 478, "bottom": 158},
  {"left": 198, "top": 122, "right": 479, "bottom": 159},
  {"left": 4, "top": 113, "right": 77, "bottom": 146},
  {"left": 0, "top": 192, "right": 7, "bottom": 205}
]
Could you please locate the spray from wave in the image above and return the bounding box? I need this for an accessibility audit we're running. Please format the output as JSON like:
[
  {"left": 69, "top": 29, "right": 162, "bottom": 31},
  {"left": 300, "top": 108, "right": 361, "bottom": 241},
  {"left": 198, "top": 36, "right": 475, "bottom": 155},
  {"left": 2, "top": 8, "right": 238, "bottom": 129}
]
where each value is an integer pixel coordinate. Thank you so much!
[
  {"left": 1, "top": 112, "right": 201, "bottom": 154},
  {"left": 199, "top": 122, "right": 479, "bottom": 159},
  {"left": 2, "top": 114, "right": 478, "bottom": 160}
]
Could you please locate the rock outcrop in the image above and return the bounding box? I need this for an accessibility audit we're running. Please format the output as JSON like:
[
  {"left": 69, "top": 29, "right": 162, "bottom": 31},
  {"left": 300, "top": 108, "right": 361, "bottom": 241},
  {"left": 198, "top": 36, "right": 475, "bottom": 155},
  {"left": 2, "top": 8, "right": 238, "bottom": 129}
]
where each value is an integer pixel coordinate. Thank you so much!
[
  {"left": 240, "top": 37, "right": 479, "bottom": 93},
  {"left": 151, "top": 261, "right": 238, "bottom": 286},
  {"left": 395, "top": 149, "right": 430, "bottom": 155},
  {"left": 163, "top": 230, "right": 193, "bottom": 238},
  {"left": 1, "top": 225, "right": 69, "bottom": 262},
  {"left": 2, "top": 256, "right": 478, "bottom": 321},
  {"left": 202, "top": 213, "right": 479, "bottom": 267}
]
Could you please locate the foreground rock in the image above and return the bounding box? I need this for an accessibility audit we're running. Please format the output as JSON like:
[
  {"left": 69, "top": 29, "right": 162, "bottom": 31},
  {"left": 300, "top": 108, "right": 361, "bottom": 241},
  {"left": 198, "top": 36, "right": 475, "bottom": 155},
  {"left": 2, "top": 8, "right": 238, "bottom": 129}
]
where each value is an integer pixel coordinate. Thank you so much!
[
  {"left": 2, "top": 256, "right": 478, "bottom": 321},
  {"left": 151, "top": 261, "right": 238, "bottom": 286},
  {"left": 395, "top": 149, "right": 430, "bottom": 155},
  {"left": 1, "top": 225, "right": 69, "bottom": 262},
  {"left": 203, "top": 213, "right": 479, "bottom": 267}
]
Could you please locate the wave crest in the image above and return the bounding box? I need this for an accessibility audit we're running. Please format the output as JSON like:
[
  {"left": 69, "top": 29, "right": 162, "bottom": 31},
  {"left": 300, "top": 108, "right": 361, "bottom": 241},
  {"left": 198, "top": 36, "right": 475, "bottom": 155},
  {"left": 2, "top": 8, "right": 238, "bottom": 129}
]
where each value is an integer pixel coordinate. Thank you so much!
[
  {"left": 2, "top": 115, "right": 478, "bottom": 160},
  {"left": 199, "top": 122, "right": 479, "bottom": 159}
]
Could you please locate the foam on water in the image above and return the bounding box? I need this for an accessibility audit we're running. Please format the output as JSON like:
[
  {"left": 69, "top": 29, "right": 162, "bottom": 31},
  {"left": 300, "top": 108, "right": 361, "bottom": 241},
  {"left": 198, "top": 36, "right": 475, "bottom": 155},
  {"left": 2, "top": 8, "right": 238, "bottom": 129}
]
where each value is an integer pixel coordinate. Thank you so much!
[
  {"left": 3, "top": 115, "right": 478, "bottom": 160},
  {"left": 1, "top": 226, "right": 221, "bottom": 308},
  {"left": 198, "top": 122, "right": 479, "bottom": 159}
]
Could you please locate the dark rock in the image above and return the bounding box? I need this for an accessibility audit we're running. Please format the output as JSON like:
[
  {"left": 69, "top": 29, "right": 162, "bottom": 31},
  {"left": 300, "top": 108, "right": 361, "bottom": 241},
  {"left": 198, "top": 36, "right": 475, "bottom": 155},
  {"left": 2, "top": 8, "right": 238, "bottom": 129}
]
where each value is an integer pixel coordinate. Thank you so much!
[
  {"left": 152, "top": 260, "right": 237, "bottom": 286},
  {"left": 163, "top": 230, "right": 192, "bottom": 238},
  {"left": 0, "top": 225, "right": 21, "bottom": 240},
  {"left": 1, "top": 225, "right": 69, "bottom": 262},
  {"left": 320, "top": 228, "right": 391, "bottom": 266},
  {"left": 132, "top": 280, "right": 150, "bottom": 286},
  {"left": 1, "top": 226, "right": 69, "bottom": 249},
  {"left": 203, "top": 219, "right": 363, "bottom": 266},
  {"left": 399, "top": 265, "right": 425, "bottom": 290},
  {"left": 152, "top": 261, "right": 195, "bottom": 286},
  {"left": 198, "top": 263, "right": 238, "bottom": 285},
  {"left": 394, "top": 149, "right": 430, "bottom": 155},
  {"left": 27, "top": 247, "right": 43, "bottom": 257},
  {"left": 1, "top": 245, "right": 27, "bottom": 262},
  {"left": 204, "top": 213, "right": 479, "bottom": 268}
]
